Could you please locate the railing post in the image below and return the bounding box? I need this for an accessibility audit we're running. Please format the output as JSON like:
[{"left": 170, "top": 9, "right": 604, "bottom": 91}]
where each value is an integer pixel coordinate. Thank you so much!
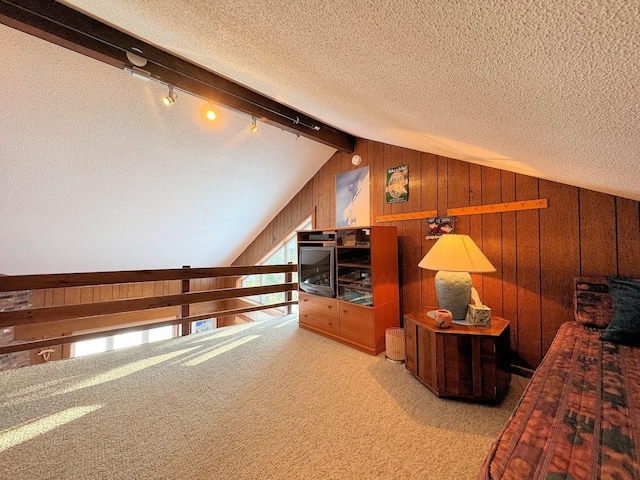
[
  {"left": 180, "top": 265, "right": 191, "bottom": 336},
  {"left": 285, "top": 262, "right": 293, "bottom": 315}
]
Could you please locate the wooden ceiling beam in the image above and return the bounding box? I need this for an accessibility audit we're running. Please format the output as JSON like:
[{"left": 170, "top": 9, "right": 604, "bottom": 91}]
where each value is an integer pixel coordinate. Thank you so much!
[{"left": 0, "top": 0, "right": 356, "bottom": 152}]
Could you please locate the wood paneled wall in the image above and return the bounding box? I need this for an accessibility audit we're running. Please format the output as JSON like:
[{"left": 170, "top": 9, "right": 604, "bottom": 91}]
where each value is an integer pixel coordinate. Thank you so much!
[
  {"left": 234, "top": 138, "right": 640, "bottom": 369},
  {"left": 233, "top": 182, "right": 315, "bottom": 267}
]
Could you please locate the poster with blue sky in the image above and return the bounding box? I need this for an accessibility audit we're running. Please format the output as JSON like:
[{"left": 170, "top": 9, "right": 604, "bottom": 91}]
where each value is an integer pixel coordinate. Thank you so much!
[{"left": 336, "top": 166, "right": 370, "bottom": 227}]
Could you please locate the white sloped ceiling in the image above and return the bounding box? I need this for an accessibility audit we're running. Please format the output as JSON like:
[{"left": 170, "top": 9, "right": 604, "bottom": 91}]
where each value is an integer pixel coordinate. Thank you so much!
[{"left": 0, "top": 25, "right": 334, "bottom": 274}]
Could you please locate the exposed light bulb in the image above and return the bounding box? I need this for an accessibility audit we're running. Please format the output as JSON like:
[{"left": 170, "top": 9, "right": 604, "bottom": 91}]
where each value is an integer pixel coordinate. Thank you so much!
[{"left": 206, "top": 103, "right": 216, "bottom": 120}]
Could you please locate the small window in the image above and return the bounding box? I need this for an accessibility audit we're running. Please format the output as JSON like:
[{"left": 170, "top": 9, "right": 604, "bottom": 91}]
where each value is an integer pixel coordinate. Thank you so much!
[
  {"left": 73, "top": 337, "right": 107, "bottom": 358},
  {"left": 114, "top": 331, "right": 143, "bottom": 350},
  {"left": 148, "top": 325, "right": 175, "bottom": 342},
  {"left": 192, "top": 319, "right": 215, "bottom": 333},
  {"left": 239, "top": 216, "right": 312, "bottom": 310},
  {"left": 72, "top": 324, "right": 178, "bottom": 358}
]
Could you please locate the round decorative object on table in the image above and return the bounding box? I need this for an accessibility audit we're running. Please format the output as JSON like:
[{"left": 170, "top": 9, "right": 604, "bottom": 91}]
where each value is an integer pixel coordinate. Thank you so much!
[
  {"left": 385, "top": 327, "right": 406, "bottom": 363},
  {"left": 434, "top": 309, "right": 453, "bottom": 328}
]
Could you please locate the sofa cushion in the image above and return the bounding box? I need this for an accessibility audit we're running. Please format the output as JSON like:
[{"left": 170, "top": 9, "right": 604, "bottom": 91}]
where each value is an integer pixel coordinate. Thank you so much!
[
  {"left": 600, "top": 276, "right": 640, "bottom": 346},
  {"left": 574, "top": 277, "right": 613, "bottom": 328}
]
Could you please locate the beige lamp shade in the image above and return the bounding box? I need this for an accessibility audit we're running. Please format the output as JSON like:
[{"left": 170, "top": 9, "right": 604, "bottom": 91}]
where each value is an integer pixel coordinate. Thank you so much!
[
  {"left": 419, "top": 234, "right": 495, "bottom": 320},
  {"left": 418, "top": 234, "right": 496, "bottom": 273}
]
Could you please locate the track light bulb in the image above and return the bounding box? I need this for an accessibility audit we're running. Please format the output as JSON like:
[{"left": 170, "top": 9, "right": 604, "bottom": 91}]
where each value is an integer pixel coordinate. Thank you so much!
[
  {"left": 206, "top": 103, "right": 216, "bottom": 121},
  {"left": 163, "top": 85, "right": 176, "bottom": 106},
  {"left": 250, "top": 117, "right": 259, "bottom": 134}
]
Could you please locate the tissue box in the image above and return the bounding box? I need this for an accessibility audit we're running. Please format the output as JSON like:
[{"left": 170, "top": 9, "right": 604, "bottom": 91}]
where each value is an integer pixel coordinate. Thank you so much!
[{"left": 467, "top": 304, "right": 492, "bottom": 326}]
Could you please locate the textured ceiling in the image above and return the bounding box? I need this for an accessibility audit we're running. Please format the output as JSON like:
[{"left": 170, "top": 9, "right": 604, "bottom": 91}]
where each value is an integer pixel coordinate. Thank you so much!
[
  {"left": 2, "top": 1, "right": 639, "bottom": 274},
  {"left": 61, "top": 0, "right": 640, "bottom": 201}
]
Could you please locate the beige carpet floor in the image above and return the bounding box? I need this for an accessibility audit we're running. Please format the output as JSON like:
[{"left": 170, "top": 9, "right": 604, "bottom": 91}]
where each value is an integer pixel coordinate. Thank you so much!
[{"left": 0, "top": 315, "right": 526, "bottom": 479}]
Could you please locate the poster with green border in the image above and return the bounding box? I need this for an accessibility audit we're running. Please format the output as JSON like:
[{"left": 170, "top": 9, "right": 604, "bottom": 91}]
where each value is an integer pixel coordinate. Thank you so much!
[{"left": 386, "top": 165, "right": 408, "bottom": 203}]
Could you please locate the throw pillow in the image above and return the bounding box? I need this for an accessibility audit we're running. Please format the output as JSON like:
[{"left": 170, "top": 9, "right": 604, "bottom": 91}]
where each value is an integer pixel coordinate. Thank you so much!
[
  {"left": 574, "top": 277, "right": 614, "bottom": 328},
  {"left": 600, "top": 276, "right": 640, "bottom": 346}
]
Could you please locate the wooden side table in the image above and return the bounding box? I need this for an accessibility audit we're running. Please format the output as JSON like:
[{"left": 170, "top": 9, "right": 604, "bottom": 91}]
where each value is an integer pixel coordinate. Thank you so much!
[{"left": 404, "top": 308, "right": 511, "bottom": 403}]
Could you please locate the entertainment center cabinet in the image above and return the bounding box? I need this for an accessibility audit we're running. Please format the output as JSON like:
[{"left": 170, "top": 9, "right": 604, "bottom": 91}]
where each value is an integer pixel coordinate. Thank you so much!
[{"left": 297, "top": 226, "right": 399, "bottom": 355}]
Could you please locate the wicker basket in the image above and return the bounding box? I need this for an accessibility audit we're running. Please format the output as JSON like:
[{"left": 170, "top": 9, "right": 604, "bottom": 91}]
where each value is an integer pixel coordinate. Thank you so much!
[{"left": 385, "top": 327, "right": 406, "bottom": 363}]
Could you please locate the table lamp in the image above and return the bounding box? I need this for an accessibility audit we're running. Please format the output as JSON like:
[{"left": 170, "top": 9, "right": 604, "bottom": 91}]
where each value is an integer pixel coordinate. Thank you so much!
[{"left": 418, "top": 234, "right": 496, "bottom": 321}]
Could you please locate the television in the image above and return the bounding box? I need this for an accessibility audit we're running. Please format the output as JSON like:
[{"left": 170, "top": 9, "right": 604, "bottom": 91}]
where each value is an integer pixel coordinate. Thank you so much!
[{"left": 298, "top": 246, "right": 335, "bottom": 297}]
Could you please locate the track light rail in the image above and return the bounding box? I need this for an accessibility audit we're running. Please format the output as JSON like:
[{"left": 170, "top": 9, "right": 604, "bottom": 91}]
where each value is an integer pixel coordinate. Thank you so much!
[{"left": 0, "top": 0, "right": 356, "bottom": 152}]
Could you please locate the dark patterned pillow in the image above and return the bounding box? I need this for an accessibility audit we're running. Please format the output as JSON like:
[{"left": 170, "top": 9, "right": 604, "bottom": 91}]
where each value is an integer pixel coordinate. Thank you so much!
[
  {"left": 574, "top": 277, "right": 613, "bottom": 328},
  {"left": 600, "top": 276, "right": 640, "bottom": 346}
]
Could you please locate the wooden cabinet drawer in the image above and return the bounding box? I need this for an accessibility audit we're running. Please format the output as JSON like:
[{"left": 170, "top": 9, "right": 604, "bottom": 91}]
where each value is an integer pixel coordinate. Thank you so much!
[
  {"left": 299, "top": 292, "right": 338, "bottom": 318},
  {"left": 339, "top": 301, "right": 374, "bottom": 347},
  {"left": 299, "top": 311, "right": 339, "bottom": 336}
]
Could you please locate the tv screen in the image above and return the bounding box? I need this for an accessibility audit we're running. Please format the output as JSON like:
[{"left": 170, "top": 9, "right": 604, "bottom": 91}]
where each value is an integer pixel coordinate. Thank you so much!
[{"left": 298, "top": 246, "right": 335, "bottom": 297}]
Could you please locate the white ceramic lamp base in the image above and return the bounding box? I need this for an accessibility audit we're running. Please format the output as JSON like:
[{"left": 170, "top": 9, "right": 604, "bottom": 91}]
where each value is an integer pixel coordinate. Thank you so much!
[{"left": 434, "top": 270, "right": 472, "bottom": 320}]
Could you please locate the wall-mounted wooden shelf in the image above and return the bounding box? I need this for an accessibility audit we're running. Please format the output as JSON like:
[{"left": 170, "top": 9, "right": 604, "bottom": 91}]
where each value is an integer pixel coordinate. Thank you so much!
[{"left": 374, "top": 209, "right": 438, "bottom": 223}]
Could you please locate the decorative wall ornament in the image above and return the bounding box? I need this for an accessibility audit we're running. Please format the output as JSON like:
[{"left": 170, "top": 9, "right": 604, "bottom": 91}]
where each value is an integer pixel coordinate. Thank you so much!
[
  {"left": 425, "top": 216, "right": 458, "bottom": 239},
  {"left": 336, "top": 166, "right": 370, "bottom": 227},
  {"left": 386, "top": 165, "right": 409, "bottom": 203}
]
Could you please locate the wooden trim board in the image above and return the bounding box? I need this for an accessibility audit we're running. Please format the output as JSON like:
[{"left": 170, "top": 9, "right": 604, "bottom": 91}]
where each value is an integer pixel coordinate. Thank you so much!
[{"left": 375, "top": 199, "right": 547, "bottom": 223}]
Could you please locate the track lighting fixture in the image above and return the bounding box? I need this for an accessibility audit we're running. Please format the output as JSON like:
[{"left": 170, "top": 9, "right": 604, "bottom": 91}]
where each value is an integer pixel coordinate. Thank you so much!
[
  {"left": 250, "top": 117, "right": 259, "bottom": 134},
  {"left": 130, "top": 66, "right": 151, "bottom": 82},
  {"left": 124, "top": 63, "right": 327, "bottom": 141},
  {"left": 162, "top": 85, "right": 176, "bottom": 106},
  {"left": 206, "top": 103, "right": 216, "bottom": 121}
]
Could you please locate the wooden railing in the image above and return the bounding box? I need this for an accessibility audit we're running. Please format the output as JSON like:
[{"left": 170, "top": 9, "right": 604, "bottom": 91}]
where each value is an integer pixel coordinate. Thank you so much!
[{"left": 0, "top": 265, "right": 297, "bottom": 355}]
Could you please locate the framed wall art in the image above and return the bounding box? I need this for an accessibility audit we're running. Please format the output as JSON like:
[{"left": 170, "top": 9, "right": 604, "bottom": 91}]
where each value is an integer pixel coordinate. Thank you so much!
[
  {"left": 336, "top": 166, "right": 370, "bottom": 227},
  {"left": 386, "top": 165, "right": 408, "bottom": 203}
]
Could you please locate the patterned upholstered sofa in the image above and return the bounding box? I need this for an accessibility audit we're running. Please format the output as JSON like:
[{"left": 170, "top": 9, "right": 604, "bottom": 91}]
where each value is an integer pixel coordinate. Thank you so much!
[{"left": 479, "top": 277, "right": 640, "bottom": 480}]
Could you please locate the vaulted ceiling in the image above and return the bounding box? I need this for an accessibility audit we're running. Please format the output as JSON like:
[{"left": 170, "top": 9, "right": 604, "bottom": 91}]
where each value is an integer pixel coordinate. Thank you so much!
[{"left": 1, "top": 1, "right": 639, "bottom": 275}]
